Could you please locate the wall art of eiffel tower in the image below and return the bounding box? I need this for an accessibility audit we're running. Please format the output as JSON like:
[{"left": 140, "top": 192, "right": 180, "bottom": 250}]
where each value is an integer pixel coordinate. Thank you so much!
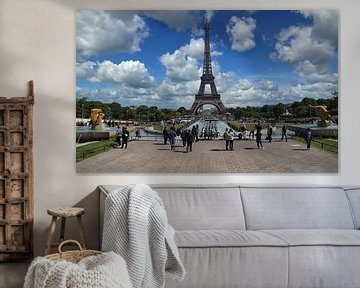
[{"left": 190, "top": 19, "right": 226, "bottom": 114}]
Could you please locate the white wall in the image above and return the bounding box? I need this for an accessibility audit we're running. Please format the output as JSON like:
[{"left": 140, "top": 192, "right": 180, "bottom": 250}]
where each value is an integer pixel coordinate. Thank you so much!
[{"left": 0, "top": 0, "right": 359, "bottom": 256}]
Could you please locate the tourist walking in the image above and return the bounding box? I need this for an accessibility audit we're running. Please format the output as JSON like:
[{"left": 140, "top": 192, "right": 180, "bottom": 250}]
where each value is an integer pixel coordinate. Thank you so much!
[
  {"left": 169, "top": 127, "right": 177, "bottom": 151},
  {"left": 163, "top": 127, "right": 168, "bottom": 145},
  {"left": 191, "top": 126, "right": 197, "bottom": 142},
  {"left": 176, "top": 127, "right": 181, "bottom": 143},
  {"left": 195, "top": 124, "right": 199, "bottom": 142},
  {"left": 185, "top": 129, "right": 194, "bottom": 153},
  {"left": 256, "top": 123, "right": 264, "bottom": 149},
  {"left": 223, "top": 128, "right": 230, "bottom": 150},
  {"left": 115, "top": 126, "right": 122, "bottom": 147},
  {"left": 281, "top": 124, "right": 288, "bottom": 142},
  {"left": 249, "top": 124, "right": 255, "bottom": 140},
  {"left": 135, "top": 129, "right": 140, "bottom": 140},
  {"left": 305, "top": 128, "right": 313, "bottom": 150},
  {"left": 121, "top": 127, "right": 130, "bottom": 149},
  {"left": 180, "top": 129, "right": 186, "bottom": 147},
  {"left": 239, "top": 124, "right": 247, "bottom": 140},
  {"left": 229, "top": 129, "right": 235, "bottom": 150},
  {"left": 266, "top": 125, "right": 273, "bottom": 143},
  {"left": 191, "top": 126, "right": 197, "bottom": 141}
]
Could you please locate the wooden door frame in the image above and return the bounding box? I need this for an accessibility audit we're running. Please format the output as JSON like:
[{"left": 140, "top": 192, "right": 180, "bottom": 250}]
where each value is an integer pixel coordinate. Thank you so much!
[{"left": 0, "top": 81, "right": 34, "bottom": 261}]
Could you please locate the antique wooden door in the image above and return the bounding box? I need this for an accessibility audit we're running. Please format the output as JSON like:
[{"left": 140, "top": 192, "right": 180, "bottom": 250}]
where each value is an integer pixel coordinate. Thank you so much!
[{"left": 0, "top": 81, "right": 34, "bottom": 261}]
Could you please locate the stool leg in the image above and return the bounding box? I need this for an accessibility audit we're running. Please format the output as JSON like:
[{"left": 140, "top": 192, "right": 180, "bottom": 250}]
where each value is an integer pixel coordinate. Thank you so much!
[
  {"left": 60, "top": 217, "right": 66, "bottom": 243},
  {"left": 77, "top": 215, "right": 87, "bottom": 249},
  {"left": 45, "top": 216, "right": 57, "bottom": 255}
]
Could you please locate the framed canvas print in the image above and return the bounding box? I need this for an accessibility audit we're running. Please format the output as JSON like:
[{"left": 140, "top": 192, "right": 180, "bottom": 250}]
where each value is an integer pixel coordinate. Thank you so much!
[{"left": 76, "top": 10, "right": 338, "bottom": 173}]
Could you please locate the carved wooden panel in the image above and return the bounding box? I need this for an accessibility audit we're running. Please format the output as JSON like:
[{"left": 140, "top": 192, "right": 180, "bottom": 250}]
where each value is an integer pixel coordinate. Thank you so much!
[{"left": 0, "top": 81, "right": 34, "bottom": 261}]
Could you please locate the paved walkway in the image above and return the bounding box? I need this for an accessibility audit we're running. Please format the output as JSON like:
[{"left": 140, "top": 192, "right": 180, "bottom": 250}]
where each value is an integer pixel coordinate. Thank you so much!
[{"left": 76, "top": 139, "right": 337, "bottom": 173}]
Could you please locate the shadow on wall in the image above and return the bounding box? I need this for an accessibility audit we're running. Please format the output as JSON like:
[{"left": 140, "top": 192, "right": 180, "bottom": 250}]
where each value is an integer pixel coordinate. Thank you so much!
[
  {"left": 36, "top": 187, "right": 100, "bottom": 256},
  {"left": 0, "top": 44, "right": 31, "bottom": 95}
]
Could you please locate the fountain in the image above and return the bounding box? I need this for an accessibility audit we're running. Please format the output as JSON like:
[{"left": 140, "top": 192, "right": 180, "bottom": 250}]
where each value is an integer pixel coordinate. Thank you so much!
[
  {"left": 310, "top": 105, "right": 334, "bottom": 127},
  {"left": 76, "top": 108, "right": 117, "bottom": 143},
  {"left": 200, "top": 120, "right": 220, "bottom": 139},
  {"left": 288, "top": 105, "right": 338, "bottom": 138},
  {"left": 90, "top": 108, "right": 105, "bottom": 130},
  {"left": 189, "top": 118, "right": 232, "bottom": 139}
]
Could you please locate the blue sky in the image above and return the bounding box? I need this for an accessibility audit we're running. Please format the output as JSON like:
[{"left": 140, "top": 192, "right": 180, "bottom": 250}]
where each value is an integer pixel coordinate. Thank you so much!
[{"left": 76, "top": 10, "right": 338, "bottom": 108}]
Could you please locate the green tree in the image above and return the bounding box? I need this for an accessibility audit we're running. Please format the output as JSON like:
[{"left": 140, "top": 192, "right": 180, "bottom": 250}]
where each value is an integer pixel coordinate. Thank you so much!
[
  {"left": 109, "top": 102, "right": 122, "bottom": 120},
  {"left": 76, "top": 97, "right": 90, "bottom": 119},
  {"left": 177, "top": 106, "right": 187, "bottom": 115},
  {"left": 233, "top": 107, "right": 245, "bottom": 119},
  {"left": 295, "top": 106, "right": 310, "bottom": 118},
  {"left": 273, "top": 103, "right": 286, "bottom": 119},
  {"left": 260, "top": 105, "right": 274, "bottom": 119},
  {"left": 328, "top": 91, "right": 338, "bottom": 116},
  {"left": 301, "top": 97, "right": 317, "bottom": 106},
  {"left": 135, "top": 105, "right": 150, "bottom": 121},
  {"left": 244, "top": 106, "right": 260, "bottom": 118}
]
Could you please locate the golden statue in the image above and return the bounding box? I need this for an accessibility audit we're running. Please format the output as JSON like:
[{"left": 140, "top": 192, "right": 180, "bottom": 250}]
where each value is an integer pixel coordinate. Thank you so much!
[
  {"left": 310, "top": 105, "right": 333, "bottom": 121},
  {"left": 310, "top": 105, "right": 333, "bottom": 127},
  {"left": 90, "top": 108, "right": 105, "bottom": 130}
]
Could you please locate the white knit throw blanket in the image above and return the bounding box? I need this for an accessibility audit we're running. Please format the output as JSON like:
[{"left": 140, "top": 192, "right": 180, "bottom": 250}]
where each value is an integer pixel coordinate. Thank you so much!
[
  {"left": 102, "top": 184, "right": 185, "bottom": 288},
  {"left": 24, "top": 252, "right": 133, "bottom": 288}
]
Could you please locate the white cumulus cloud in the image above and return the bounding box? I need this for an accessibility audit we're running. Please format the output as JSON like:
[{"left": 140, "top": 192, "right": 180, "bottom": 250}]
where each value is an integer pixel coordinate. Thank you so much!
[
  {"left": 77, "top": 10, "right": 149, "bottom": 57},
  {"left": 287, "top": 82, "right": 337, "bottom": 100},
  {"left": 77, "top": 86, "right": 161, "bottom": 107},
  {"left": 159, "top": 38, "right": 222, "bottom": 83},
  {"left": 76, "top": 61, "right": 96, "bottom": 79},
  {"left": 156, "top": 79, "right": 200, "bottom": 108},
  {"left": 272, "top": 26, "right": 335, "bottom": 65},
  {"left": 77, "top": 60, "right": 155, "bottom": 88},
  {"left": 271, "top": 10, "right": 338, "bottom": 89},
  {"left": 300, "top": 10, "right": 338, "bottom": 44},
  {"left": 295, "top": 60, "right": 338, "bottom": 84},
  {"left": 256, "top": 79, "right": 278, "bottom": 91},
  {"left": 144, "top": 11, "right": 202, "bottom": 31},
  {"left": 226, "top": 16, "right": 256, "bottom": 52},
  {"left": 160, "top": 51, "right": 201, "bottom": 83},
  {"left": 205, "top": 10, "right": 215, "bottom": 22}
]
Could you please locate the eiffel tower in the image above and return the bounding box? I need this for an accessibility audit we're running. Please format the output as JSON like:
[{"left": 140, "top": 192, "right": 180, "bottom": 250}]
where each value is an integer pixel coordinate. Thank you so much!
[{"left": 190, "top": 19, "right": 225, "bottom": 114}]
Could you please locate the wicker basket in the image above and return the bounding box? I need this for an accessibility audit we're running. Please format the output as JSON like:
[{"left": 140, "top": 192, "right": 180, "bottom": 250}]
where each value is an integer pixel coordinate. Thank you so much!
[{"left": 45, "top": 240, "right": 102, "bottom": 263}]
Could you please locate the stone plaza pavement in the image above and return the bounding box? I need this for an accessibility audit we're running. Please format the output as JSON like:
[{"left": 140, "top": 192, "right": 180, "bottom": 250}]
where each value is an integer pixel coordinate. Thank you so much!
[{"left": 76, "top": 139, "right": 338, "bottom": 173}]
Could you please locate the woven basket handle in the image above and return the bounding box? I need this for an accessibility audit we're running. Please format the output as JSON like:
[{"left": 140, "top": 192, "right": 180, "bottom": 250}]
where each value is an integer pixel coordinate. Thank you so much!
[{"left": 58, "top": 240, "right": 83, "bottom": 255}]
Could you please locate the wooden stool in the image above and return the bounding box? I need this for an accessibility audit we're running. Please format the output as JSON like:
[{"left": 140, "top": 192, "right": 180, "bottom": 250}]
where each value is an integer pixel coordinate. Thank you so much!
[{"left": 45, "top": 207, "right": 87, "bottom": 255}]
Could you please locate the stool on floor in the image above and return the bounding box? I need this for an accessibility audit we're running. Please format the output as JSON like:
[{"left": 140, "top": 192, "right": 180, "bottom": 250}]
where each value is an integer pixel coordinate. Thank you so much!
[{"left": 45, "top": 207, "right": 87, "bottom": 255}]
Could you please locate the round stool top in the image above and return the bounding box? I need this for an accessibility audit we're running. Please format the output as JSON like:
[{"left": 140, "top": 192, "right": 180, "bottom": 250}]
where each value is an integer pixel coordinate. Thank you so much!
[{"left": 47, "top": 207, "right": 85, "bottom": 217}]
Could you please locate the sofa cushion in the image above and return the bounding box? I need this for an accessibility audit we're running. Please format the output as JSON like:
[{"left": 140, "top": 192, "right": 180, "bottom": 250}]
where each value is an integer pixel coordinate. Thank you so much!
[
  {"left": 262, "top": 229, "right": 360, "bottom": 246},
  {"left": 165, "top": 246, "right": 288, "bottom": 288},
  {"left": 100, "top": 185, "right": 246, "bottom": 230},
  {"left": 345, "top": 188, "right": 360, "bottom": 229},
  {"left": 175, "top": 230, "right": 288, "bottom": 248},
  {"left": 287, "top": 246, "right": 360, "bottom": 288},
  {"left": 241, "top": 187, "right": 355, "bottom": 230},
  {"left": 154, "top": 186, "right": 246, "bottom": 230},
  {"left": 262, "top": 230, "right": 360, "bottom": 287}
]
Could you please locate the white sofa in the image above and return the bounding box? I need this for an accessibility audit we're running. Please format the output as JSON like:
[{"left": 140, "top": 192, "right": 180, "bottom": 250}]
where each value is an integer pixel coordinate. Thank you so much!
[{"left": 99, "top": 185, "right": 360, "bottom": 288}]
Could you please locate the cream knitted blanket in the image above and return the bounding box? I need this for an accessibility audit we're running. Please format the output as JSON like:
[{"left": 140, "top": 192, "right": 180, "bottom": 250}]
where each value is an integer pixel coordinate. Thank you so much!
[
  {"left": 24, "top": 251, "right": 132, "bottom": 288},
  {"left": 102, "top": 184, "right": 185, "bottom": 288}
]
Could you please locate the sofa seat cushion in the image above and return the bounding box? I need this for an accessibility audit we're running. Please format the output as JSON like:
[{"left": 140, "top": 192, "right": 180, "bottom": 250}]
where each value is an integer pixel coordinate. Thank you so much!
[
  {"left": 165, "top": 246, "right": 289, "bottom": 288},
  {"left": 262, "top": 229, "right": 360, "bottom": 246},
  {"left": 175, "top": 230, "right": 288, "bottom": 248},
  {"left": 260, "top": 230, "right": 360, "bottom": 288}
]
